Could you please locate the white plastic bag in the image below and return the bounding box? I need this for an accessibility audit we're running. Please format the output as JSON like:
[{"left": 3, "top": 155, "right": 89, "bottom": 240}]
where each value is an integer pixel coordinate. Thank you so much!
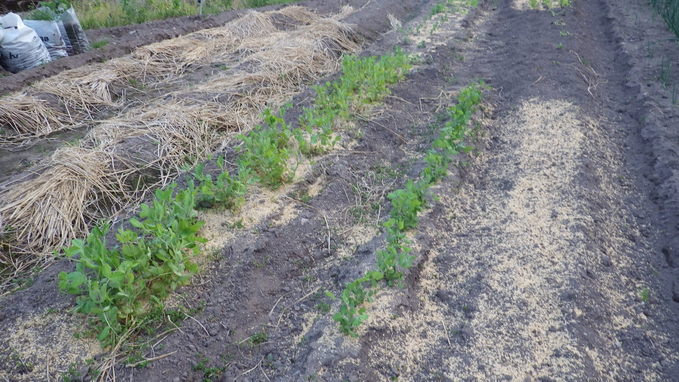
[
  {"left": 0, "top": 13, "right": 52, "bottom": 73},
  {"left": 60, "top": 7, "right": 89, "bottom": 55},
  {"left": 24, "top": 19, "right": 68, "bottom": 60}
]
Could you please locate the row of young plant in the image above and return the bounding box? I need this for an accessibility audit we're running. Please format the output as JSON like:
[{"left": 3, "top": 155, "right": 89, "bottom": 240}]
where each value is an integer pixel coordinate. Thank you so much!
[
  {"left": 58, "top": 49, "right": 412, "bottom": 347},
  {"left": 528, "top": 0, "right": 571, "bottom": 9},
  {"left": 650, "top": 0, "right": 679, "bottom": 39},
  {"left": 332, "top": 83, "right": 484, "bottom": 336}
]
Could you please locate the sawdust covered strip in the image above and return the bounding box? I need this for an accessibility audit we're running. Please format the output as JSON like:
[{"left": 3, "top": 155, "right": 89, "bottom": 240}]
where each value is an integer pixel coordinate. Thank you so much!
[{"left": 0, "top": 6, "right": 361, "bottom": 261}]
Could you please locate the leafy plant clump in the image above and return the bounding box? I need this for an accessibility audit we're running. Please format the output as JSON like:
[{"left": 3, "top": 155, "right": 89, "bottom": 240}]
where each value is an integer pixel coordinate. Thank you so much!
[
  {"left": 238, "top": 109, "right": 296, "bottom": 189},
  {"left": 651, "top": 0, "right": 679, "bottom": 38},
  {"left": 332, "top": 83, "right": 485, "bottom": 336},
  {"left": 194, "top": 157, "right": 251, "bottom": 210},
  {"left": 301, "top": 50, "right": 412, "bottom": 134},
  {"left": 59, "top": 185, "right": 205, "bottom": 346}
]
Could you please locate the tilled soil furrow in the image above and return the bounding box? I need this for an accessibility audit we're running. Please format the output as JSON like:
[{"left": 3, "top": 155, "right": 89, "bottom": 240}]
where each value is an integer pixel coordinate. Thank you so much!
[{"left": 346, "top": 0, "right": 679, "bottom": 380}]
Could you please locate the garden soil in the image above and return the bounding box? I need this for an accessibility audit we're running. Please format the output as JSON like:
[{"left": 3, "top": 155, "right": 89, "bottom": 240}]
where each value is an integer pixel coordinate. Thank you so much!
[{"left": 1, "top": 0, "right": 678, "bottom": 380}]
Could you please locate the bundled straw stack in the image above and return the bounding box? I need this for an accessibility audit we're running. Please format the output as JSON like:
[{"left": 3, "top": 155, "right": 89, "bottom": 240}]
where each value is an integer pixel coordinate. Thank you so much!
[
  {"left": 0, "top": 6, "right": 360, "bottom": 257},
  {"left": 0, "top": 7, "right": 328, "bottom": 143}
]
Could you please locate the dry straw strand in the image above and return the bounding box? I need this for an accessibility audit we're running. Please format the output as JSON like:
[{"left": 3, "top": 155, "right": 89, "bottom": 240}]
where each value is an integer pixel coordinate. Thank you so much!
[
  {"left": 0, "top": 147, "right": 129, "bottom": 252},
  {"left": 0, "top": 93, "right": 69, "bottom": 139}
]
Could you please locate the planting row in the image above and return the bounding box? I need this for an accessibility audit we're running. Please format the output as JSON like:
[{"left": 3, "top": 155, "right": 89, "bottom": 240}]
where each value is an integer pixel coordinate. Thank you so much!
[
  {"left": 332, "top": 83, "right": 485, "bottom": 336},
  {"left": 57, "top": 50, "right": 412, "bottom": 348}
]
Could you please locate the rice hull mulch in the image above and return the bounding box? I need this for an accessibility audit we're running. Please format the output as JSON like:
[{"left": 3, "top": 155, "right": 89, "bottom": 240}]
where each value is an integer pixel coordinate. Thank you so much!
[{"left": 1, "top": 0, "right": 679, "bottom": 381}]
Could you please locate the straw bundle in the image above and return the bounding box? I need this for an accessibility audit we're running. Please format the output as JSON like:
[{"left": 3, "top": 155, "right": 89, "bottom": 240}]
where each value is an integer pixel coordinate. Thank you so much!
[
  {"left": 276, "top": 6, "right": 320, "bottom": 25},
  {"left": 206, "top": 14, "right": 360, "bottom": 93},
  {"left": 127, "top": 33, "right": 239, "bottom": 79},
  {"left": 34, "top": 66, "right": 123, "bottom": 116},
  {"left": 228, "top": 11, "right": 277, "bottom": 38},
  {"left": 0, "top": 147, "right": 128, "bottom": 252},
  {"left": 84, "top": 101, "right": 227, "bottom": 180},
  {"left": 0, "top": 93, "right": 68, "bottom": 138}
]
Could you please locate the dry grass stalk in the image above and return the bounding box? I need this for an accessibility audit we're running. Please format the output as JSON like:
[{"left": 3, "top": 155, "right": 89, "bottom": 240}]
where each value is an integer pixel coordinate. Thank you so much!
[
  {"left": 88, "top": 101, "right": 226, "bottom": 180},
  {"left": 0, "top": 93, "right": 69, "bottom": 139},
  {"left": 276, "top": 6, "right": 319, "bottom": 25},
  {"left": 228, "top": 10, "right": 276, "bottom": 38},
  {"left": 128, "top": 34, "right": 239, "bottom": 79},
  {"left": 0, "top": 147, "right": 130, "bottom": 252},
  {"left": 34, "top": 67, "right": 123, "bottom": 117}
]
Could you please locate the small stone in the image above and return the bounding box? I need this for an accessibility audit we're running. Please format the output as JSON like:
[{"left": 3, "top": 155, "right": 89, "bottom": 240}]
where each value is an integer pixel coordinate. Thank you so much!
[
  {"left": 173, "top": 377, "right": 181, "bottom": 382},
  {"left": 672, "top": 281, "right": 679, "bottom": 303},
  {"left": 601, "top": 256, "right": 612, "bottom": 267}
]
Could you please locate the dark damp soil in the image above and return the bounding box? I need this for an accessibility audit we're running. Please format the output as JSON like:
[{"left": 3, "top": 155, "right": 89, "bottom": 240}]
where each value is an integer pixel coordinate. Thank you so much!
[
  {"left": 602, "top": 0, "right": 679, "bottom": 304},
  {"left": 1, "top": 0, "right": 679, "bottom": 380}
]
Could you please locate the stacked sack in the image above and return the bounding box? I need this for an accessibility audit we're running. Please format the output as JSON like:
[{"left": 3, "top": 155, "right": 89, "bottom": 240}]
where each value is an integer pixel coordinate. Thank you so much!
[
  {"left": 0, "top": 13, "right": 51, "bottom": 73},
  {"left": 0, "top": 1, "right": 89, "bottom": 73}
]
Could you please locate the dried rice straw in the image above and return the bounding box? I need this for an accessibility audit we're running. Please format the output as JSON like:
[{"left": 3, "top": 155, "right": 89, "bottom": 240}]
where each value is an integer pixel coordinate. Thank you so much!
[
  {"left": 34, "top": 66, "right": 123, "bottom": 116},
  {"left": 0, "top": 93, "right": 69, "bottom": 138},
  {"left": 0, "top": 147, "right": 130, "bottom": 251}
]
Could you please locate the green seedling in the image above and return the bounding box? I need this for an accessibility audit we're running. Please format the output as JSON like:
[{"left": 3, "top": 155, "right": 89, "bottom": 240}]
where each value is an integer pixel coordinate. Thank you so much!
[
  {"left": 249, "top": 331, "right": 268, "bottom": 345},
  {"left": 193, "top": 157, "right": 251, "bottom": 210},
  {"left": 59, "top": 184, "right": 205, "bottom": 347},
  {"left": 238, "top": 109, "right": 295, "bottom": 189},
  {"left": 386, "top": 180, "right": 427, "bottom": 232},
  {"left": 333, "top": 274, "right": 381, "bottom": 336},
  {"left": 332, "top": 83, "right": 484, "bottom": 336},
  {"left": 431, "top": 3, "right": 446, "bottom": 16},
  {"left": 659, "top": 56, "right": 672, "bottom": 87},
  {"left": 376, "top": 231, "right": 415, "bottom": 285},
  {"left": 639, "top": 288, "right": 651, "bottom": 303},
  {"left": 193, "top": 355, "right": 226, "bottom": 382},
  {"left": 91, "top": 40, "right": 109, "bottom": 49}
]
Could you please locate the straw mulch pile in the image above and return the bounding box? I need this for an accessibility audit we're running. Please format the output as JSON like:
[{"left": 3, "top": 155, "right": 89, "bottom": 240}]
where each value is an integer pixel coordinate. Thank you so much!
[
  {"left": 0, "top": 6, "right": 360, "bottom": 270},
  {"left": 0, "top": 6, "right": 333, "bottom": 143}
]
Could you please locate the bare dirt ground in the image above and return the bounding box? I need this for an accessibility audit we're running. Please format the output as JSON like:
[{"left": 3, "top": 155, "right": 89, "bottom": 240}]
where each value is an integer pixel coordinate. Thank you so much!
[{"left": 0, "top": 0, "right": 678, "bottom": 380}]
